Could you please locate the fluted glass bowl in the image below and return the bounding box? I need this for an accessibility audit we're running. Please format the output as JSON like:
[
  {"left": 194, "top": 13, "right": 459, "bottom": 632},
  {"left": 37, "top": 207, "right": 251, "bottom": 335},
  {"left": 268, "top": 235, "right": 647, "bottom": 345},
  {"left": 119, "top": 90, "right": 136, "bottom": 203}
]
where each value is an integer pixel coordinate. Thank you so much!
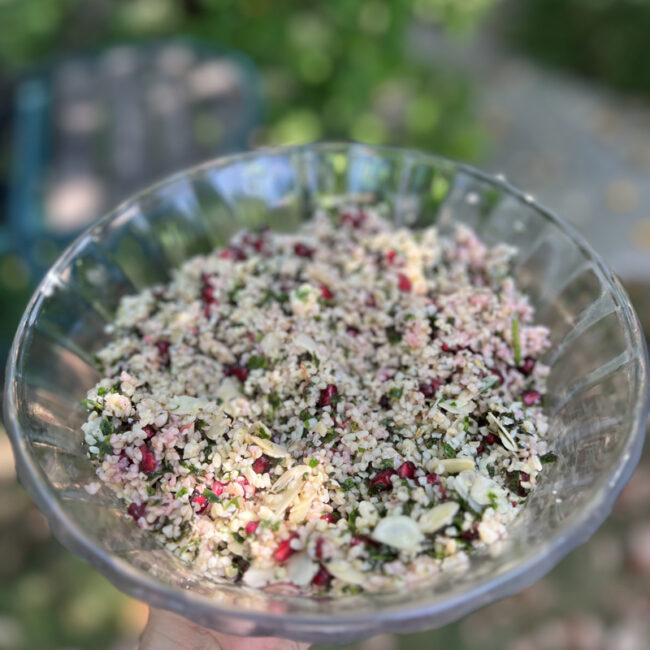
[{"left": 4, "top": 143, "right": 648, "bottom": 644}]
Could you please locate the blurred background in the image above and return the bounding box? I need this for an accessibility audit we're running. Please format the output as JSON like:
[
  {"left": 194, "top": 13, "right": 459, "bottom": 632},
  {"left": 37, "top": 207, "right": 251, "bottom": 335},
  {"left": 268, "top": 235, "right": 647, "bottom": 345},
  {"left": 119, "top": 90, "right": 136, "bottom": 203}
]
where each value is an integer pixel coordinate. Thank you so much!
[{"left": 0, "top": 1, "right": 649, "bottom": 649}]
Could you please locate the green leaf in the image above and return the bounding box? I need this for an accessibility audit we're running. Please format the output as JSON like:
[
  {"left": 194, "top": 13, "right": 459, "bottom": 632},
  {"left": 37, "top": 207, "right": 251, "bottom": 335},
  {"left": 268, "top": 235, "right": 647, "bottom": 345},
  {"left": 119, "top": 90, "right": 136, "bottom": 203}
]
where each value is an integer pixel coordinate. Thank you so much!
[
  {"left": 540, "top": 452, "right": 558, "bottom": 465},
  {"left": 381, "top": 459, "right": 394, "bottom": 469},
  {"left": 176, "top": 487, "right": 188, "bottom": 498},
  {"left": 442, "top": 443, "right": 456, "bottom": 458},
  {"left": 247, "top": 355, "right": 269, "bottom": 370},
  {"left": 97, "top": 386, "right": 108, "bottom": 396},
  {"left": 226, "top": 497, "right": 240, "bottom": 509},
  {"left": 487, "top": 491, "right": 498, "bottom": 508},
  {"left": 308, "top": 458, "right": 319, "bottom": 468},
  {"left": 82, "top": 398, "right": 103, "bottom": 412},
  {"left": 323, "top": 429, "right": 338, "bottom": 444},
  {"left": 203, "top": 488, "right": 222, "bottom": 503},
  {"left": 388, "top": 386, "right": 403, "bottom": 400},
  {"left": 341, "top": 478, "right": 356, "bottom": 491},
  {"left": 386, "top": 326, "right": 402, "bottom": 344},
  {"left": 99, "top": 419, "right": 114, "bottom": 436}
]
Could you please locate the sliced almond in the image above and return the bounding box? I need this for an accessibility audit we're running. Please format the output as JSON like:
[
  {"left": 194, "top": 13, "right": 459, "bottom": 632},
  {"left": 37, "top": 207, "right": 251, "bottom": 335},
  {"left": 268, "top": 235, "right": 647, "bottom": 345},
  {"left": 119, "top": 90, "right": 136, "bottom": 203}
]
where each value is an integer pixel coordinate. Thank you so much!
[
  {"left": 288, "top": 489, "right": 316, "bottom": 523},
  {"left": 419, "top": 502, "right": 460, "bottom": 534},
  {"left": 371, "top": 515, "right": 424, "bottom": 551},
  {"left": 250, "top": 435, "right": 290, "bottom": 459},
  {"left": 286, "top": 552, "right": 319, "bottom": 586},
  {"left": 469, "top": 475, "right": 499, "bottom": 506},
  {"left": 265, "top": 482, "right": 303, "bottom": 517},
  {"left": 486, "top": 412, "right": 517, "bottom": 452},
  {"left": 325, "top": 560, "right": 367, "bottom": 585},
  {"left": 427, "top": 458, "right": 475, "bottom": 474},
  {"left": 270, "top": 465, "right": 311, "bottom": 493}
]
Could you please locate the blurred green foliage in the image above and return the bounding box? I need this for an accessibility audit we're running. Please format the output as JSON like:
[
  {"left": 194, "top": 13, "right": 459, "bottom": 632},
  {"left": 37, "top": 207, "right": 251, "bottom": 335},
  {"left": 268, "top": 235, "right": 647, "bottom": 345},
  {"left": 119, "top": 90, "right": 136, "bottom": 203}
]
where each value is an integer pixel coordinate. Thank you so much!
[
  {"left": 0, "top": 0, "right": 498, "bottom": 159},
  {"left": 509, "top": 0, "right": 650, "bottom": 96}
]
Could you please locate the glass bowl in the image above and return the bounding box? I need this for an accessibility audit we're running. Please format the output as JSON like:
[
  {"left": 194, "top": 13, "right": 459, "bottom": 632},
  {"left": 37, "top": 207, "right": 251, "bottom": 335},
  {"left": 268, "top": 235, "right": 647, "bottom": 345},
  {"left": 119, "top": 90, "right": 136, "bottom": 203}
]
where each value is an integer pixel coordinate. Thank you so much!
[{"left": 4, "top": 143, "right": 648, "bottom": 645}]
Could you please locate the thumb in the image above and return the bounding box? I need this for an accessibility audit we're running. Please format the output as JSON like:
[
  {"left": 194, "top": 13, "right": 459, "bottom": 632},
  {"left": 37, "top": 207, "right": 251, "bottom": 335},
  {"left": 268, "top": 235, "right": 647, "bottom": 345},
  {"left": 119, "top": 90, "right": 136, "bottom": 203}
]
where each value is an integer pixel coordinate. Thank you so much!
[{"left": 139, "top": 607, "right": 310, "bottom": 650}]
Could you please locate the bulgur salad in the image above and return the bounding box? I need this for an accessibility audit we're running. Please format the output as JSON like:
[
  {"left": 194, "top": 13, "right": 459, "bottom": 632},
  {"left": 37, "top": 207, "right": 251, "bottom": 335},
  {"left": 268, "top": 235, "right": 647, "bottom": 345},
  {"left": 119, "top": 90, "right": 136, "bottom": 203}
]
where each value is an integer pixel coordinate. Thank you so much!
[{"left": 82, "top": 206, "right": 556, "bottom": 595}]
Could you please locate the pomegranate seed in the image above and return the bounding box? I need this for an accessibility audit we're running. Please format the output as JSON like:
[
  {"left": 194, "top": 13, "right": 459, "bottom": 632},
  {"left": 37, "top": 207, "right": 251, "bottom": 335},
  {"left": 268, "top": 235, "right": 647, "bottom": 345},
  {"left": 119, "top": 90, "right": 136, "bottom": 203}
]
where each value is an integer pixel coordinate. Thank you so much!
[
  {"left": 138, "top": 445, "right": 158, "bottom": 474},
  {"left": 315, "top": 537, "right": 325, "bottom": 559},
  {"left": 476, "top": 444, "right": 485, "bottom": 454},
  {"left": 483, "top": 433, "right": 498, "bottom": 445},
  {"left": 143, "top": 425, "right": 156, "bottom": 439},
  {"left": 318, "top": 384, "right": 338, "bottom": 408},
  {"left": 378, "top": 394, "right": 391, "bottom": 409},
  {"left": 245, "top": 521, "right": 259, "bottom": 536},
  {"left": 460, "top": 526, "right": 479, "bottom": 541},
  {"left": 274, "top": 535, "right": 297, "bottom": 563},
  {"left": 370, "top": 468, "right": 396, "bottom": 490},
  {"left": 418, "top": 379, "right": 442, "bottom": 399},
  {"left": 127, "top": 502, "right": 146, "bottom": 521},
  {"left": 320, "top": 513, "right": 335, "bottom": 524},
  {"left": 201, "top": 284, "right": 215, "bottom": 302},
  {"left": 191, "top": 494, "right": 210, "bottom": 514},
  {"left": 224, "top": 364, "right": 249, "bottom": 382},
  {"left": 441, "top": 343, "right": 452, "bottom": 352},
  {"left": 520, "top": 357, "right": 536, "bottom": 375},
  {"left": 426, "top": 473, "right": 438, "bottom": 484},
  {"left": 320, "top": 285, "right": 334, "bottom": 300},
  {"left": 351, "top": 535, "right": 380, "bottom": 548},
  {"left": 252, "top": 456, "right": 270, "bottom": 474},
  {"left": 155, "top": 340, "right": 171, "bottom": 367},
  {"left": 522, "top": 390, "right": 542, "bottom": 406},
  {"left": 311, "top": 566, "right": 331, "bottom": 587},
  {"left": 212, "top": 481, "right": 226, "bottom": 496},
  {"left": 490, "top": 368, "right": 504, "bottom": 387},
  {"left": 346, "top": 326, "right": 360, "bottom": 337},
  {"left": 386, "top": 250, "right": 398, "bottom": 264},
  {"left": 520, "top": 471, "right": 530, "bottom": 483},
  {"left": 397, "top": 461, "right": 416, "bottom": 479},
  {"left": 397, "top": 273, "right": 412, "bottom": 292},
  {"left": 294, "top": 243, "right": 314, "bottom": 258},
  {"left": 341, "top": 212, "right": 366, "bottom": 228}
]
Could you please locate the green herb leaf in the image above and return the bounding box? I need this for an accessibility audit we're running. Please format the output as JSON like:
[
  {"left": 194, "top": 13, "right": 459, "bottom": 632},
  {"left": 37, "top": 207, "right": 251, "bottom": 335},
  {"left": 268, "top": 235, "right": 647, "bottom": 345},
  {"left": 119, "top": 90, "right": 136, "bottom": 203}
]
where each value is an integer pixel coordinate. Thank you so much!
[
  {"left": 247, "top": 355, "right": 269, "bottom": 370},
  {"left": 388, "top": 386, "right": 403, "bottom": 400},
  {"left": 99, "top": 419, "right": 114, "bottom": 436},
  {"left": 308, "top": 458, "right": 319, "bottom": 468},
  {"left": 226, "top": 497, "right": 240, "bottom": 509},
  {"left": 386, "top": 326, "right": 402, "bottom": 344},
  {"left": 203, "top": 488, "right": 221, "bottom": 503},
  {"left": 540, "top": 452, "right": 558, "bottom": 465},
  {"left": 97, "top": 386, "right": 108, "bottom": 396},
  {"left": 442, "top": 443, "right": 456, "bottom": 458},
  {"left": 82, "top": 398, "right": 103, "bottom": 412},
  {"left": 176, "top": 487, "right": 188, "bottom": 498},
  {"left": 323, "top": 429, "right": 338, "bottom": 444},
  {"left": 381, "top": 459, "right": 394, "bottom": 469},
  {"left": 341, "top": 478, "right": 356, "bottom": 491},
  {"left": 232, "top": 532, "right": 246, "bottom": 544},
  {"left": 487, "top": 491, "right": 498, "bottom": 508}
]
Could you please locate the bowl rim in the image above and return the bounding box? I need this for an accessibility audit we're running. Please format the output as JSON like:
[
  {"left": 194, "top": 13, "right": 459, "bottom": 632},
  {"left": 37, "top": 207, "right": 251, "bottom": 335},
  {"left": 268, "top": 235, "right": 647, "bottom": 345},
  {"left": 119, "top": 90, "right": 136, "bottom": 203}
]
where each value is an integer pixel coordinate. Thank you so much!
[{"left": 4, "top": 141, "right": 649, "bottom": 638}]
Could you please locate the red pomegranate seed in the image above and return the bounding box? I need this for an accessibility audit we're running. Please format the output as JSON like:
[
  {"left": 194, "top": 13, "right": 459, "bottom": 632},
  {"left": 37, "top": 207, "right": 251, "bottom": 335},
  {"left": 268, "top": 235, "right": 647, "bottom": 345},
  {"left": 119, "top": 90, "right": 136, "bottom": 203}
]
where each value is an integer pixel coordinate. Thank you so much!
[
  {"left": 441, "top": 343, "right": 452, "bottom": 352},
  {"left": 379, "top": 394, "right": 391, "bottom": 409},
  {"left": 351, "top": 535, "right": 380, "bottom": 548},
  {"left": 426, "top": 473, "right": 438, "bottom": 484},
  {"left": 252, "top": 456, "right": 270, "bottom": 474},
  {"left": 460, "top": 526, "right": 479, "bottom": 541},
  {"left": 138, "top": 445, "right": 158, "bottom": 475},
  {"left": 224, "top": 364, "right": 249, "bottom": 382},
  {"left": 294, "top": 243, "right": 314, "bottom": 258},
  {"left": 155, "top": 340, "right": 171, "bottom": 367},
  {"left": 386, "top": 250, "right": 398, "bottom": 264},
  {"left": 522, "top": 390, "right": 542, "bottom": 406},
  {"left": 397, "top": 461, "right": 416, "bottom": 479},
  {"left": 143, "top": 425, "right": 156, "bottom": 439},
  {"left": 320, "top": 285, "right": 334, "bottom": 300},
  {"left": 520, "top": 357, "right": 536, "bottom": 375},
  {"left": 418, "top": 379, "right": 443, "bottom": 399},
  {"left": 127, "top": 502, "right": 146, "bottom": 521},
  {"left": 346, "top": 326, "right": 360, "bottom": 337},
  {"left": 397, "top": 273, "right": 412, "bottom": 292},
  {"left": 476, "top": 444, "right": 485, "bottom": 454},
  {"left": 274, "top": 535, "right": 297, "bottom": 563},
  {"left": 311, "top": 566, "right": 331, "bottom": 587},
  {"left": 318, "top": 384, "right": 338, "bottom": 408},
  {"left": 483, "top": 433, "right": 498, "bottom": 446},
  {"left": 315, "top": 537, "right": 325, "bottom": 559},
  {"left": 320, "top": 513, "right": 335, "bottom": 524},
  {"left": 220, "top": 246, "right": 246, "bottom": 261},
  {"left": 245, "top": 521, "right": 259, "bottom": 536},
  {"left": 520, "top": 471, "right": 530, "bottom": 483},
  {"left": 191, "top": 494, "right": 210, "bottom": 514},
  {"left": 212, "top": 481, "right": 226, "bottom": 496},
  {"left": 341, "top": 212, "right": 366, "bottom": 228},
  {"left": 370, "top": 468, "right": 396, "bottom": 490},
  {"left": 490, "top": 368, "right": 504, "bottom": 387}
]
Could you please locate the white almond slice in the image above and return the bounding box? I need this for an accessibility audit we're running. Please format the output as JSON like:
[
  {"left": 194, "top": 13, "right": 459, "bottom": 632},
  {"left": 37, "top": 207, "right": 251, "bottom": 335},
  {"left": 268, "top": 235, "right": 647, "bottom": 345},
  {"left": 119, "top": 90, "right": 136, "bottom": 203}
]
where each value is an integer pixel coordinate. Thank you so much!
[
  {"left": 438, "top": 400, "right": 473, "bottom": 415},
  {"left": 419, "top": 502, "right": 460, "bottom": 534},
  {"left": 260, "top": 332, "right": 281, "bottom": 358},
  {"left": 169, "top": 395, "right": 210, "bottom": 415},
  {"left": 294, "top": 332, "right": 319, "bottom": 354},
  {"left": 288, "top": 490, "right": 315, "bottom": 523},
  {"left": 486, "top": 412, "right": 517, "bottom": 452},
  {"left": 249, "top": 435, "right": 290, "bottom": 459},
  {"left": 216, "top": 378, "right": 241, "bottom": 405},
  {"left": 427, "top": 458, "right": 475, "bottom": 474},
  {"left": 265, "top": 483, "right": 303, "bottom": 517},
  {"left": 371, "top": 515, "right": 424, "bottom": 551},
  {"left": 325, "top": 561, "right": 367, "bottom": 586},
  {"left": 206, "top": 412, "right": 230, "bottom": 440},
  {"left": 469, "top": 475, "right": 498, "bottom": 506},
  {"left": 286, "top": 552, "right": 319, "bottom": 586},
  {"left": 270, "top": 465, "right": 312, "bottom": 493},
  {"left": 243, "top": 566, "right": 275, "bottom": 588}
]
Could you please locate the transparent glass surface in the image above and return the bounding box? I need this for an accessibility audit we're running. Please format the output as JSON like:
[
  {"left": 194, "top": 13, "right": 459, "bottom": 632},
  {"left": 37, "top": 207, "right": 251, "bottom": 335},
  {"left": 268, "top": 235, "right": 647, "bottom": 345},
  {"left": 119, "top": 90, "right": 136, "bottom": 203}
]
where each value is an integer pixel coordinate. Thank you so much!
[{"left": 4, "top": 143, "right": 648, "bottom": 644}]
